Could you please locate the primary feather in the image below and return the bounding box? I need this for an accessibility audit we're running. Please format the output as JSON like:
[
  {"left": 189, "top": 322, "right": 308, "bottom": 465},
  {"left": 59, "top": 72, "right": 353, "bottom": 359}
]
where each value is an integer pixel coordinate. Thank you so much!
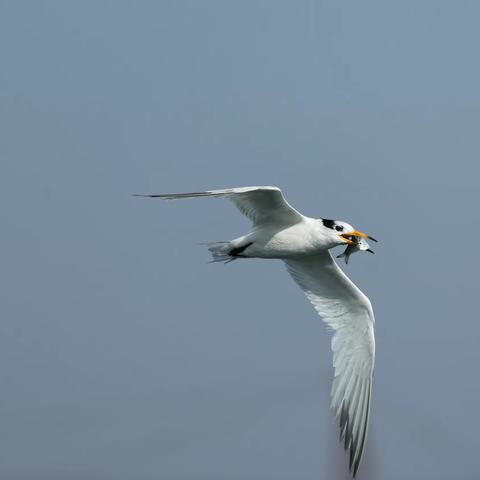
[
  {"left": 133, "top": 186, "right": 304, "bottom": 226},
  {"left": 285, "top": 252, "right": 375, "bottom": 476}
]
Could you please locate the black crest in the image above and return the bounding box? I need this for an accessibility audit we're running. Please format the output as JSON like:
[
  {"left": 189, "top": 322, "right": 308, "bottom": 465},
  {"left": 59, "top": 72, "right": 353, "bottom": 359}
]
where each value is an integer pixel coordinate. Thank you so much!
[{"left": 321, "top": 218, "right": 336, "bottom": 230}]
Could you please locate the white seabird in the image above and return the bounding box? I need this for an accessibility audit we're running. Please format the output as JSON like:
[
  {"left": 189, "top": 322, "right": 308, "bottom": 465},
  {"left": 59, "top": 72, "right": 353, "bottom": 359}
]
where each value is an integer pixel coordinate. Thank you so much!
[{"left": 134, "top": 186, "right": 377, "bottom": 477}]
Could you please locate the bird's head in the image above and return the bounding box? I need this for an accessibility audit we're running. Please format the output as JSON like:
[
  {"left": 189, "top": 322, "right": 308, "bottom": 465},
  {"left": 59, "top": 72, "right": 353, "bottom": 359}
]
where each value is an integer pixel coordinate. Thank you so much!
[{"left": 320, "top": 218, "right": 378, "bottom": 248}]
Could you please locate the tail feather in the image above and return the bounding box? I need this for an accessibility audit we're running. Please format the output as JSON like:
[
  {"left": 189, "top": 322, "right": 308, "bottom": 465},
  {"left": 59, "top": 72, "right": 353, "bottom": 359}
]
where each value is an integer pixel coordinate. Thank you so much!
[{"left": 207, "top": 242, "right": 236, "bottom": 264}]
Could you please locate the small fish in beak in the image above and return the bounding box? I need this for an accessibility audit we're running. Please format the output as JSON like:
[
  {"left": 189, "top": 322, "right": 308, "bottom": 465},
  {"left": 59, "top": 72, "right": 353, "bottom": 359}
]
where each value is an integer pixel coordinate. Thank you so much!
[
  {"left": 340, "top": 230, "right": 378, "bottom": 244},
  {"left": 337, "top": 237, "right": 374, "bottom": 264}
]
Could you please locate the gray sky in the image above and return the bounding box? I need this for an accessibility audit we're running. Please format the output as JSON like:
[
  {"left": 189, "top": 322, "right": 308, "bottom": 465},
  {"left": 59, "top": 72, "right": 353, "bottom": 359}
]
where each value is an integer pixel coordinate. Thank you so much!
[{"left": 1, "top": 1, "right": 479, "bottom": 479}]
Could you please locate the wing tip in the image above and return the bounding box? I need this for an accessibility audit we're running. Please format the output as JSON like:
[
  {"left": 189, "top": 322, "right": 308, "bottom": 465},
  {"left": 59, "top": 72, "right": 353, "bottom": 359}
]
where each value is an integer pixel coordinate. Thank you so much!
[
  {"left": 132, "top": 193, "right": 162, "bottom": 197},
  {"left": 335, "top": 378, "right": 372, "bottom": 479},
  {"left": 131, "top": 192, "right": 212, "bottom": 199}
]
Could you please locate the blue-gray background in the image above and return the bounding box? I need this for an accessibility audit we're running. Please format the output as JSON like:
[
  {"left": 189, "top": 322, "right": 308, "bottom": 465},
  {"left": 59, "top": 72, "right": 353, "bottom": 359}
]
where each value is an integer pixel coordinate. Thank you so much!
[{"left": 1, "top": 1, "right": 479, "bottom": 479}]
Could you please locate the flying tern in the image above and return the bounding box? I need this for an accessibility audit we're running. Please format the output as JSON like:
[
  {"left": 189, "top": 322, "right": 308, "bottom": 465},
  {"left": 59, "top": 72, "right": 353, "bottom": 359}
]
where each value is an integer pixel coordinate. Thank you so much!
[{"left": 134, "top": 185, "right": 377, "bottom": 477}]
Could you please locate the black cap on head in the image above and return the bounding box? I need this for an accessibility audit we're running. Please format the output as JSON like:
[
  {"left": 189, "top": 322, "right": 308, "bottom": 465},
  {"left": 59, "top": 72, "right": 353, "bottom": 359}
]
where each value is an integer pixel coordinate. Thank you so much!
[{"left": 322, "top": 218, "right": 336, "bottom": 230}]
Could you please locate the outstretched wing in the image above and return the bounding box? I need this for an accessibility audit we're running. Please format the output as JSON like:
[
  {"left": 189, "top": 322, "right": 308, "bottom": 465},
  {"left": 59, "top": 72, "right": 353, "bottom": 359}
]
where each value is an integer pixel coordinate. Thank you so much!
[
  {"left": 284, "top": 252, "right": 375, "bottom": 477},
  {"left": 133, "top": 186, "right": 304, "bottom": 226}
]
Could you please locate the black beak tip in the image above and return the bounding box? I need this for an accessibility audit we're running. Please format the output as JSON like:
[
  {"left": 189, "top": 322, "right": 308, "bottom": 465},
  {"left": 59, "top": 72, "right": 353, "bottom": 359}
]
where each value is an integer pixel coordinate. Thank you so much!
[
  {"left": 368, "top": 236, "right": 378, "bottom": 243},
  {"left": 366, "top": 249, "right": 375, "bottom": 254}
]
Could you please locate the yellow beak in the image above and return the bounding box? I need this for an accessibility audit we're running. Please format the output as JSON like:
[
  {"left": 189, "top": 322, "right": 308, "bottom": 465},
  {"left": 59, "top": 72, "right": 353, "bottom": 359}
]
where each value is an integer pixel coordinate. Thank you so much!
[{"left": 340, "top": 230, "right": 377, "bottom": 245}]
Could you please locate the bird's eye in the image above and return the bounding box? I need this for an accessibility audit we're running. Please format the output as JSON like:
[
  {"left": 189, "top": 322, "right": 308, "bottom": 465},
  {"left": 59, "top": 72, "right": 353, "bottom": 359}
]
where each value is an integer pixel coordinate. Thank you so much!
[{"left": 335, "top": 225, "right": 344, "bottom": 232}]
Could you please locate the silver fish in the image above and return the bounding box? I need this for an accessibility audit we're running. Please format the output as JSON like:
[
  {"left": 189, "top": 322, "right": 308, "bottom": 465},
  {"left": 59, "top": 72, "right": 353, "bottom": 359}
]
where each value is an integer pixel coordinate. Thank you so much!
[{"left": 337, "top": 237, "right": 374, "bottom": 264}]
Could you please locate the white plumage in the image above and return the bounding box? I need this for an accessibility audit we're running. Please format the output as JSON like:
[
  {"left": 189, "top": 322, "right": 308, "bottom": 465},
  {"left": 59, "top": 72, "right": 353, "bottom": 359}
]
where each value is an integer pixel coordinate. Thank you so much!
[
  {"left": 285, "top": 253, "right": 374, "bottom": 474},
  {"left": 135, "top": 186, "right": 376, "bottom": 477}
]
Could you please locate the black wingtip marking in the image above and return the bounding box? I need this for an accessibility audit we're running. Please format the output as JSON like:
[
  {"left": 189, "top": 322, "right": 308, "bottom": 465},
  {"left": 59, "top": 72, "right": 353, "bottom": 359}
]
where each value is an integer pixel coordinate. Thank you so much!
[
  {"left": 132, "top": 194, "right": 162, "bottom": 197},
  {"left": 132, "top": 192, "right": 210, "bottom": 198}
]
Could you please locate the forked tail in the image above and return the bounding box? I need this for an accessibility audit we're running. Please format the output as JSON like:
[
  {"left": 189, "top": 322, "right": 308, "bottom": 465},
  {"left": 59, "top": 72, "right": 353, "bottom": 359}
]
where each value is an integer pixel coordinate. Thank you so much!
[
  {"left": 206, "top": 241, "right": 254, "bottom": 264},
  {"left": 207, "top": 242, "right": 235, "bottom": 264}
]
